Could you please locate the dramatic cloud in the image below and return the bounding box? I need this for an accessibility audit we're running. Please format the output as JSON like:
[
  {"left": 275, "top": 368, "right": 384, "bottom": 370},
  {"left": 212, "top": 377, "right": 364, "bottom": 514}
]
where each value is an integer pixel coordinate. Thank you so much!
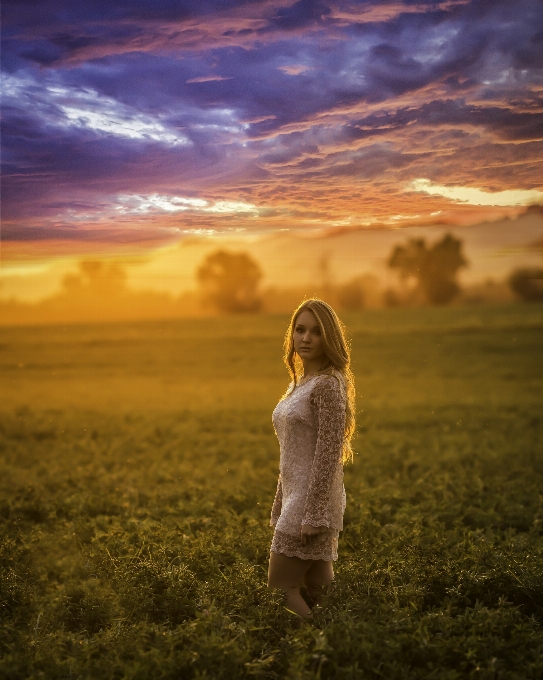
[{"left": 2, "top": 0, "right": 543, "bottom": 251}]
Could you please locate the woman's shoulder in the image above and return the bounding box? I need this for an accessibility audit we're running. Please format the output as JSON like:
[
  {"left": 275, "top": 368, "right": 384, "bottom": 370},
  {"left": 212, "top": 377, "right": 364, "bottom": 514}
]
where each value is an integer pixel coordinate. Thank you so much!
[{"left": 310, "top": 371, "right": 346, "bottom": 399}]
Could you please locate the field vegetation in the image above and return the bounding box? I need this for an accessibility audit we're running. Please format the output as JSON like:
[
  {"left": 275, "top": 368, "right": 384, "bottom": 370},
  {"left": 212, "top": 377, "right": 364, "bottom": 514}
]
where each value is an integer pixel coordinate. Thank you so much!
[{"left": 1, "top": 303, "right": 543, "bottom": 678}]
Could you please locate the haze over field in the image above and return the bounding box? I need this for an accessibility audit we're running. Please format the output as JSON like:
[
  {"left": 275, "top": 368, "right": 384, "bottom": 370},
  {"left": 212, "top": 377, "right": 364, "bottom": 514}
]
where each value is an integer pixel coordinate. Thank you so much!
[{"left": 2, "top": 0, "right": 543, "bottom": 313}]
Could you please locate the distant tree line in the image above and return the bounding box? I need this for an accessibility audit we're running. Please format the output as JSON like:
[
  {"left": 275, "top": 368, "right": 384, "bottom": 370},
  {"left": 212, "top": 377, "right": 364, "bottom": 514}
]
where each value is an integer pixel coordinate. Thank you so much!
[
  {"left": 196, "top": 234, "right": 470, "bottom": 313},
  {"left": 2, "top": 234, "right": 541, "bottom": 326},
  {"left": 195, "top": 233, "right": 543, "bottom": 314},
  {"left": 0, "top": 260, "right": 201, "bottom": 325}
]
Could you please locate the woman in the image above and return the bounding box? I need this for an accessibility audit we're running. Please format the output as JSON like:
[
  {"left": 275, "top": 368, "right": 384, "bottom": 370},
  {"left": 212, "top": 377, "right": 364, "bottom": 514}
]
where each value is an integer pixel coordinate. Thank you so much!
[{"left": 268, "top": 298, "right": 355, "bottom": 618}]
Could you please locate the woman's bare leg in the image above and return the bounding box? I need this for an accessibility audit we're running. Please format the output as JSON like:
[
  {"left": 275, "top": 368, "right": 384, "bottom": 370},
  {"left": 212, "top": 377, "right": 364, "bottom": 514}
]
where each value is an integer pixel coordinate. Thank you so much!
[
  {"left": 268, "top": 552, "right": 314, "bottom": 618},
  {"left": 303, "top": 560, "right": 334, "bottom": 606}
]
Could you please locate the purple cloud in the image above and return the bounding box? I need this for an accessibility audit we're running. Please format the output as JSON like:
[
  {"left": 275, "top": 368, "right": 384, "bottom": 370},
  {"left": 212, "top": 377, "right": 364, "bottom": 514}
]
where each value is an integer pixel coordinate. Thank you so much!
[{"left": 2, "top": 0, "right": 543, "bottom": 242}]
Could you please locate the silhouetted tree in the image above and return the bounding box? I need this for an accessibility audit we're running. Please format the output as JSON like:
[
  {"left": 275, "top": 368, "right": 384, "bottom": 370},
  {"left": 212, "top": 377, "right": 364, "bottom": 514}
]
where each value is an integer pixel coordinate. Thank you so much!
[
  {"left": 388, "top": 233, "right": 468, "bottom": 304},
  {"left": 509, "top": 267, "right": 543, "bottom": 301},
  {"left": 197, "top": 250, "right": 262, "bottom": 313}
]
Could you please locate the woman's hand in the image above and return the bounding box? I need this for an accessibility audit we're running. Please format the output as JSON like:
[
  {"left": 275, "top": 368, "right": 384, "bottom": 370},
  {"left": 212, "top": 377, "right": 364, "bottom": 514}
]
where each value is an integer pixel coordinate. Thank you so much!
[{"left": 300, "top": 524, "right": 323, "bottom": 546}]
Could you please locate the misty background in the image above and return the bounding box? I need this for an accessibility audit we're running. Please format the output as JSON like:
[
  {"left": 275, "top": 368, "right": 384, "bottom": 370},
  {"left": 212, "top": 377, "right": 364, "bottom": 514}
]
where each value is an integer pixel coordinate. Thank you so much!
[{"left": 2, "top": 208, "right": 542, "bottom": 325}]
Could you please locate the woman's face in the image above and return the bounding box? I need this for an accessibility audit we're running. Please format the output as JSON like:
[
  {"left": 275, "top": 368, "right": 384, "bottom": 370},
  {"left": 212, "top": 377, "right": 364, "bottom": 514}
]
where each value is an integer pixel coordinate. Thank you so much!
[{"left": 293, "top": 309, "right": 325, "bottom": 365}]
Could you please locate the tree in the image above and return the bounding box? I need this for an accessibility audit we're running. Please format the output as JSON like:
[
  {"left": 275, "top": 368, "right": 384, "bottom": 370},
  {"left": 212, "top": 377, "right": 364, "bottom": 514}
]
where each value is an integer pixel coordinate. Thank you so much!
[
  {"left": 388, "top": 233, "right": 467, "bottom": 304},
  {"left": 508, "top": 267, "right": 543, "bottom": 301},
  {"left": 62, "top": 260, "right": 127, "bottom": 299},
  {"left": 196, "top": 250, "right": 262, "bottom": 313}
]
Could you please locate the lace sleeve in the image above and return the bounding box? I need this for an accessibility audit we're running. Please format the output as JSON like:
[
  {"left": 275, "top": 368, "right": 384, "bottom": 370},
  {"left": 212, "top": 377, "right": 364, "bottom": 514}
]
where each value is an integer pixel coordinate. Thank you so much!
[
  {"left": 302, "top": 376, "right": 346, "bottom": 528},
  {"left": 270, "top": 474, "right": 283, "bottom": 526}
]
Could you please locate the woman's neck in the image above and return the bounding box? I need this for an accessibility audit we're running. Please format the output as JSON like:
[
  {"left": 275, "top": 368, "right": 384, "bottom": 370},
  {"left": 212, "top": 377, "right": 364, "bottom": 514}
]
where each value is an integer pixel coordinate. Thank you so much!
[{"left": 301, "top": 357, "right": 328, "bottom": 377}]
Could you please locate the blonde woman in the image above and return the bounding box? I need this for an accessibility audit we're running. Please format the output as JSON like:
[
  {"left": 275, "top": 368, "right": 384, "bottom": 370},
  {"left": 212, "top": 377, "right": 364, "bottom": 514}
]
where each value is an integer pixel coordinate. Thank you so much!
[{"left": 268, "top": 299, "right": 355, "bottom": 618}]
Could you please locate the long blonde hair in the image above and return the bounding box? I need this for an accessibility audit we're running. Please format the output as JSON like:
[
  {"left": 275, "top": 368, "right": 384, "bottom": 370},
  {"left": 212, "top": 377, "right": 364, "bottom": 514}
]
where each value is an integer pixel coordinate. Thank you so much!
[{"left": 283, "top": 298, "right": 356, "bottom": 463}]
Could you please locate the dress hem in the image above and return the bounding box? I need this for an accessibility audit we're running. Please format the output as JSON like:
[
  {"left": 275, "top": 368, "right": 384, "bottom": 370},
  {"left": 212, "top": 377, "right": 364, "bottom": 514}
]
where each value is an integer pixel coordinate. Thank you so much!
[
  {"left": 270, "top": 528, "right": 339, "bottom": 562},
  {"left": 270, "top": 546, "right": 338, "bottom": 562}
]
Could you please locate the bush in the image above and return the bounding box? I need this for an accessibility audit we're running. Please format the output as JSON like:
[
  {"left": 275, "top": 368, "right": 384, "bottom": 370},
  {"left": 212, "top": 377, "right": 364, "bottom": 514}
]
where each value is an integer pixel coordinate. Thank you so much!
[{"left": 509, "top": 267, "right": 543, "bottom": 301}]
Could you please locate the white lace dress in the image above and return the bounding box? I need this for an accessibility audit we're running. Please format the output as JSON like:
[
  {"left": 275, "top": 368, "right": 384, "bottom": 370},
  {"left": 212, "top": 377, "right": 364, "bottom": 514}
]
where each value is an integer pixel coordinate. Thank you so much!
[{"left": 270, "top": 373, "right": 347, "bottom": 561}]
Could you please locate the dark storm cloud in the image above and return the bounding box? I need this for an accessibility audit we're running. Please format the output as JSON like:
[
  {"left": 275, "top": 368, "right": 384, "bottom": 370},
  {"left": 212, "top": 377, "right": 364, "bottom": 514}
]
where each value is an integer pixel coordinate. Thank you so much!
[
  {"left": 262, "top": 0, "right": 331, "bottom": 31},
  {"left": 1, "top": 0, "right": 249, "bottom": 27},
  {"left": 344, "top": 100, "right": 543, "bottom": 145},
  {"left": 2, "top": 0, "right": 543, "bottom": 238}
]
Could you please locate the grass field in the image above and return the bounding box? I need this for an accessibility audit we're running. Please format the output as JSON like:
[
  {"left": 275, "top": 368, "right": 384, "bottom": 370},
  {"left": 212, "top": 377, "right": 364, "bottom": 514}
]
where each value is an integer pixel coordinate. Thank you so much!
[{"left": 1, "top": 303, "right": 543, "bottom": 679}]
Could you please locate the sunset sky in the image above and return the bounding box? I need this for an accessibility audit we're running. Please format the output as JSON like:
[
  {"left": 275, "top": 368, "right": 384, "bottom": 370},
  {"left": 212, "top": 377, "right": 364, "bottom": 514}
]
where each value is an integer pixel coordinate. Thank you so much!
[{"left": 2, "top": 0, "right": 543, "bottom": 301}]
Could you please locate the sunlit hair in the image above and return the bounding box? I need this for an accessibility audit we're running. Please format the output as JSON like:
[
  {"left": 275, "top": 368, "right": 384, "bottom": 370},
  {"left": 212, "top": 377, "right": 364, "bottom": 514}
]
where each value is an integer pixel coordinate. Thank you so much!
[{"left": 283, "top": 298, "right": 356, "bottom": 463}]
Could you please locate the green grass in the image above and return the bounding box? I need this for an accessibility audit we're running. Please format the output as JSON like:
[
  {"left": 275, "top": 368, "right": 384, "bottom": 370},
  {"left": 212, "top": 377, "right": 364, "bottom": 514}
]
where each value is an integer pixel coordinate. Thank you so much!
[{"left": 1, "top": 303, "right": 543, "bottom": 679}]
